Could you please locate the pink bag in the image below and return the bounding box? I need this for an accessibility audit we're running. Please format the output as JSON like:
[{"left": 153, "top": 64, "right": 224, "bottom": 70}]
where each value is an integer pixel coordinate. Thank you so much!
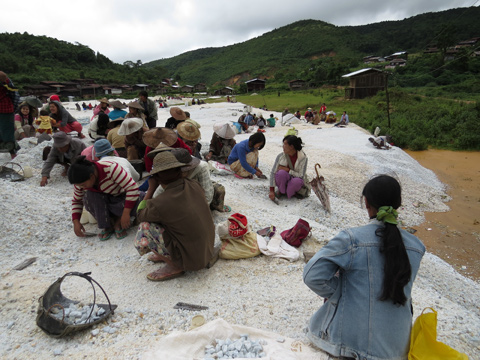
[{"left": 280, "top": 219, "right": 311, "bottom": 247}]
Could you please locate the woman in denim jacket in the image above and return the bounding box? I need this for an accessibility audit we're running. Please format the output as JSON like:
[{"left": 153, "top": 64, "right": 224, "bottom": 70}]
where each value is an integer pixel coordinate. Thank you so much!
[{"left": 304, "top": 175, "right": 425, "bottom": 360}]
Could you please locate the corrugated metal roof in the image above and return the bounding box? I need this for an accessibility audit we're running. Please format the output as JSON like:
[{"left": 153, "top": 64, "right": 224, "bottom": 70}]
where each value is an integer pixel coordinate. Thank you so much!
[
  {"left": 245, "top": 78, "right": 266, "bottom": 83},
  {"left": 342, "top": 68, "right": 384, "bottom": 78}
]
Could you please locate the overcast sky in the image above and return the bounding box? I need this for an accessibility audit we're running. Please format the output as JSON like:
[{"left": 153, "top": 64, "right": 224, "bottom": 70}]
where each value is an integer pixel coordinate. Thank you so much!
[{"left": 2, "top": 0, "right": 477, "bottom": 64}]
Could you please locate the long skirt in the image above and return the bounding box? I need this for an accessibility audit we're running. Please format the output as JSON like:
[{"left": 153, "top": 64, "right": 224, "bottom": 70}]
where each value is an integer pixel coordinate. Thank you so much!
[
  {"left": 0, "top": 113, "right": 18, "bottom": 153},
  {"left": 229, "top": 150, "right": 259, "bottom": 178},
  {"left": 83, "top": 191, "right": 141, "bottom": 229},
  {"left": 134, "top": 222, "right": 169, "bottom": 257}
]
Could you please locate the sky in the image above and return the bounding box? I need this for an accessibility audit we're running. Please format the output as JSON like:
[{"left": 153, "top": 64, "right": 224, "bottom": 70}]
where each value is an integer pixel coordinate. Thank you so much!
[{"left": 2, "top": 0, "right": 478, "bottom": 64}]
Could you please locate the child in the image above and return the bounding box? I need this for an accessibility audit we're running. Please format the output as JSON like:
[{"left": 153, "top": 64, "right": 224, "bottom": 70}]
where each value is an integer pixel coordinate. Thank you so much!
[{"left": 35, "top": 109, "right": 57, "bottom": 135}]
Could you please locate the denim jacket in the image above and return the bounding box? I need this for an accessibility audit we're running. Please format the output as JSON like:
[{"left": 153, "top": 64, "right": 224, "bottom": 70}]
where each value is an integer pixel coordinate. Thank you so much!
[{"left": 303, "top": 220, "right": 425, "bottom": 360}]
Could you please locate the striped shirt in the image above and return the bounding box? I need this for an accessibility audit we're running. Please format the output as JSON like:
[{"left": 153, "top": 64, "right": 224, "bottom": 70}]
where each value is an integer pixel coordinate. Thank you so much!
[{"left": 71, "top": 161, "right": 139, "bottom": 220}]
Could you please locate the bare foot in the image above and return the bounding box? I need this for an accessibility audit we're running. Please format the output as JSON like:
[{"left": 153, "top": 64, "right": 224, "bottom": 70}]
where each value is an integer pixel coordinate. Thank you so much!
[{"left": 147, "top": 263, "right": 184, "bottom": 281}]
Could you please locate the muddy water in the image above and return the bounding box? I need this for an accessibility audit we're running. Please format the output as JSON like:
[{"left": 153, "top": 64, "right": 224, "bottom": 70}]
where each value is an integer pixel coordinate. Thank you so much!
[{"left": 406, "top": 149, "right": 480, "bottom": 282}]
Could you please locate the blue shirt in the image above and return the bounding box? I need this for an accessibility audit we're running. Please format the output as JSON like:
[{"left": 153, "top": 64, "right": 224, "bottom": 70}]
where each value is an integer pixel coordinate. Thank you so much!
[
  {"left": 109, "top": 109, "right": 127, "bottom": 120},
  {"left": 227, "top": 139, "right": 258, "bottom": 175}
]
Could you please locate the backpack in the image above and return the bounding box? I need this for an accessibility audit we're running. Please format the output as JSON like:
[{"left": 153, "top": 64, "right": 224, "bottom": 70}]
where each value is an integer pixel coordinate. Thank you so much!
[{"left": 280, "top": 219, "right": 311, "bottom": 247}]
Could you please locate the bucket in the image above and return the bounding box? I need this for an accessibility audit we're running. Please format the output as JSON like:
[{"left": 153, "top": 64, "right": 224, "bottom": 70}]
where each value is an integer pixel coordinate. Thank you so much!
[{"left": 23, "top": 166, "right": 33, "bottom": 178}]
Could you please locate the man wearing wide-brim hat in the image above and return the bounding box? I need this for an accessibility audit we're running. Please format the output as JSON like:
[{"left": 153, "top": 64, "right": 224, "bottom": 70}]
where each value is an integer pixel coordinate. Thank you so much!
[
  {"left": 108, "top": 100, "right": 128, "bottom": 120},
  {"left": 204, "top": 122, "right": 237, "bottom": 164},
  {"left": 40, "top": 131, "right": 86, "bottom": 186},
  {"left": 134, "top": 150, "right": 215, "bottom": 281},
  {"left": 165, "top": 106, "right": 187, "bottom": 129},
  {"left": 92, "top": 97, "right": 110, "bottom": 120}
]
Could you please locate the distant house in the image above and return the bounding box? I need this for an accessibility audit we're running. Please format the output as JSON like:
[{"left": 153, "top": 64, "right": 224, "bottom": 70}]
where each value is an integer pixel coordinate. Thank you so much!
[
  {"left": 245, "top": 78, "right": 266, "bottom": 92},
  {"left": 342, "top": 68, "right": 388, "bottom": 99},
  {"left": 456, "top": 38, "right": 479, "bottom": 48},
  {"left": 424, "top": 47, "right": 439, "bottom": 54},
  {"left": 133, "top": 84, "right": 149, "bottom": 91},
  {"left": 214, "top": 87, "right": 234, "bottom": 96},
  {"left": 22, "top": 84, "right": 52, "bottom": 97},
  {"left": 385, "top": 51, "right": 408, "bottom": 61},
  {"left": 288, "top": 79, "right": 307, "bottom": 90},
  {"left": 180, "top": 85, "right": 194, "bottom": 93},
  {"left": 363, "top": 56, "right": 385, "bottom": 64},
  {"left": 194, "top": 83, "right": 207, "bottom": 92},
  {"left": 385, "top": 58, "right": 407, "bottom": 69}
]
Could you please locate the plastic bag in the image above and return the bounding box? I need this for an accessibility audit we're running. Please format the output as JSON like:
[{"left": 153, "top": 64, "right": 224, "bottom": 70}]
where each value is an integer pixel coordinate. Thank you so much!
[
  {"left": 219, "top": 231, "right": 261, "bottom": 260},
  {"left": 408, "top": 307, "right": 469, "bottom": 360}
]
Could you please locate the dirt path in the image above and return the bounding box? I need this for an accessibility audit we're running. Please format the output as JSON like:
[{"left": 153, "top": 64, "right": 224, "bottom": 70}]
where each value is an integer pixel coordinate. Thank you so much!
[{"left": 406, "top": 149, "right": 480, "bottom": 281}]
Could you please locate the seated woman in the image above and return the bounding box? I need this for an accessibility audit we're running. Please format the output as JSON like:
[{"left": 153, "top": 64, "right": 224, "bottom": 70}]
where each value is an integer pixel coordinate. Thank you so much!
[
  {"left": 269, "top": 135, "right": 309, "bottom": 201},
  {"left": 68, "top": 156, "right": 141, "bottom": 241},
  {"left": 118, "top": 118, "right": 146, "bottom": 161},
  {"left": 204, "top": 122, "right": 236, "bottom": 164},
  {"left": 134, "top": 150, "right": 215, "bottom": 281},
  {"left": 108, "top": 100, "right": 128, "bottom": 120},
  {"left": 14, "top": 101, "right": 37, "bottom": 140},
  {"left": 49, "top": 100, "right": 86, "bottom": 138},
  {"left": 88, "top": 113, "right": 110, "bottom": 140},
  {"left": 303, "top": 175, "right": 425, "bottom": 360},
  {"left": 106, "top": 117, "right": 127, "bottom": 158},
  {"left": 177, "top": 121, "right": 201, "bottom": 159},
  {"left": 227, "top": 132, "right": 266, "bottom": 179},
  {"left": 126, "top": 101, "right": 148, "bottom": 129}
]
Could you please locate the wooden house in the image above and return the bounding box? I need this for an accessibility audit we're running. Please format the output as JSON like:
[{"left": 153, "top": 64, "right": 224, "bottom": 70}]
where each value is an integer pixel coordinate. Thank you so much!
[
  {"left": 342, "top": 68, "right": 388, "bottom": 99},
  {"left": 288, "top": 79, "right": 307, "bottom": 90},
  {"left": 214, "top": 87, "right": 234, "bottom": 96},
  {"left": 194, "top": 83, "right": 207, "bottom": 92},
  {"left": 245, "top": 78, "right": 266, "bottom": 92},
  {"left": 180, "top": 85, "right": 194, "bottom": 93}
]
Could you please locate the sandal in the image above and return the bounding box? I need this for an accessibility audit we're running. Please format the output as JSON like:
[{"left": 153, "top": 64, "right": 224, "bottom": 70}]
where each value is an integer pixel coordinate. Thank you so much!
[
  {"left": 98, "top": 229, "right": 114, "bottom": 241},
  {"left": 147, "top": 253, "right": 171, "bottom": 263},
  {"left": 223, "top": 205, "right": 232, "bottom": 213},
  {"left": 114, "top": 229, "right": 128, "bottom": 240},
  {"left": 147, "top": 266, "right": 185, "bottom": 281}
]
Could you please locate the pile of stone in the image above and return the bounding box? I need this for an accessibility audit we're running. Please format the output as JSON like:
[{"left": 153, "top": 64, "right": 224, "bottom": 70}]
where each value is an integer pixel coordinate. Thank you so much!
[
  {"left": 204, "top": 334, "right": 266, "bottom": 359},
  {"left": 50, "top": 302, "right": 106, "bottom": 325}
]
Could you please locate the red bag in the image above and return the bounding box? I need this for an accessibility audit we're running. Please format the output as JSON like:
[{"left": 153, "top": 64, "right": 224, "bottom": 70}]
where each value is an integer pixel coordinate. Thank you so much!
[{"left": 280, "top": 219, "right": 311, "bottom": 247}]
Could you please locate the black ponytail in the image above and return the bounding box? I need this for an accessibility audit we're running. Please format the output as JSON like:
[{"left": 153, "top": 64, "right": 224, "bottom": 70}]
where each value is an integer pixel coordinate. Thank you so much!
[{"left": 362, "top": 175, "right": 411, "bottom": 306}]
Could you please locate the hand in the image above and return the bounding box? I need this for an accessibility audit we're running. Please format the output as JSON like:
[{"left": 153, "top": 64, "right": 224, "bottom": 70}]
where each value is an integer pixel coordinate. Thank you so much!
[
  {"left": 255, "top": 169, "right": 263, "bottom": 177},
  {"left": 40, "top": 177, "right": 48, "bottom": 186},
  {"left": 0, "top": 71, "right": 7, "bottom": 83},
  {"left": 278, "top": 165, "right": 290, "bottom": 172},
  {"left": 120, "top": 212, "right": 131, "bottom": 229},
  {"left": 205, "top": 152, "right": 212, "bottom": 161},
  {"left": 269, "top": 191, "right": 275, "bottom": 201},
  {"left": 73, "top": 220, "right": 85, "bottom": 237}
]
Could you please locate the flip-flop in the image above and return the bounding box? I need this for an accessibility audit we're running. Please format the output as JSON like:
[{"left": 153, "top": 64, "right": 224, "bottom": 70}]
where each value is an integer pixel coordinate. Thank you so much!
[
  {"left": 223, "top": 205, "right": 232, "bottom": 213},
  {"left": 146, "top": 267, "right": 185, "bottom": 281},
  {"left": 98, "top": 229, "right": 114, "bottom": 241},
  {"left": 147, "top": 253, "right": 171, "bottom": 263},
  {"left": 114, "top": 229, "right": 128, "bottom": 240}
]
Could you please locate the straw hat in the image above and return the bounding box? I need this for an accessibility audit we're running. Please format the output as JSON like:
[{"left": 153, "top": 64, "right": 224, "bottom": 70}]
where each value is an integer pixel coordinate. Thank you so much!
[
  {"left": 127, "top": 101, "right": 144, "bottom": 111},
  {"left": 177, "top": 121, "right": 200, "bottom": 141},
  {"left": 170, "top": 107, "right": 187, "bottom": 121},
  {"left": 143, "top": 127, "right": 178, "bottom": 148},
  {"left": 171, "top": 148, "right": 200, "bottom": 172},
  {"left": 109, "top": 100, "right": 127, "bottom": 109},
  {"left": 146, "top": 143, "right": 174, "bottom": 159},
  {"left": 150, "top": 151, "right": 187, "bottom": 175},
  {"left": 213, "top": 122, "right": 236, "bottom": 140},
  {"left": 118, "top": 118, "right": 144, "bottom": 136},
  {"left": 185, "top": 118, "right": 201, "bottom": 129},
  {"left": 99, "top": 97, "right": 109, "bottom": 104}
]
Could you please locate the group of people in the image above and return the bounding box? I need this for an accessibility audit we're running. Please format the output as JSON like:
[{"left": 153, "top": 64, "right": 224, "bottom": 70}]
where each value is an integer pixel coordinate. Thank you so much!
[{"left": 3, "top": 74, "right": 426, "bottom": 359}]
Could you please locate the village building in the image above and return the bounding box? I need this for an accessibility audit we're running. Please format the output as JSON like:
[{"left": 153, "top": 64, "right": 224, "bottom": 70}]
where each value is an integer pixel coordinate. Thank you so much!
[
  {"left": 214, "top": 87, "right": 234, "bottom": 96},
  {"left": 245, "top": 78, "right": 266, "bottom": 92},
  {"left": 194, "top": 83, "right": 207, "bottom": 92},
  {"left": 288, "top": 79, "right": 307, "bottom": 90},
  {"left": 180, "top": 85, "right": 194, "bottom": 93},
  {"left": 342, "top": 68, "right": 388, "bottom": 99}
]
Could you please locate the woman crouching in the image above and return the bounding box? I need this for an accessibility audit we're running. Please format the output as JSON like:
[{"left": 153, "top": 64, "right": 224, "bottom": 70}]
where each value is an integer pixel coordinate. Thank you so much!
[{"left": 68, "top": 156, "right": 141, "bottom": 240}]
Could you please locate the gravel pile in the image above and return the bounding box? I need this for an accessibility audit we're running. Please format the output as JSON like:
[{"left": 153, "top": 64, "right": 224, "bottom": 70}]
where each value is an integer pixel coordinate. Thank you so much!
[{"left": 0, "top": 101, "right": 478, "bottom": 359}]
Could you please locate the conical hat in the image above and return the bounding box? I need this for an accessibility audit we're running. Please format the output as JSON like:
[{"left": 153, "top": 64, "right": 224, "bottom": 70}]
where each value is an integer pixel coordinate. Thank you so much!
[
  {"left": 213, "top": 122, "right": 236, "bottom": 139},
  {"left": 143, "top": 127, "right": 178, "bottom": 148},
  {"left": 117, "top": 118, "right": 143, "bottom": 135},
  {"left": 169, "top": 107, "right": 187, "bottom": 120},
  {"left": 146, "top": 143, "right": 174, "bottom": 159},
  {"left": 177, "top": 121, "right": 200, "bottom": 141}
]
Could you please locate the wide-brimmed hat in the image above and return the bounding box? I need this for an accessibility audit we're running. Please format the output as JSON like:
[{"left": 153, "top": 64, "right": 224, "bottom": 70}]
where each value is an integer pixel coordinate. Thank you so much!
[
  {"left": 109, "top": 100, "right": 127, "bottom": 109},
  {"left": 170, "top": 107, "right": 187, "bottom": 121},
  {"left": 150, "top": 150, "right": 187, "bottom": 175},
  {"left": 171, "top": 148, "right": 200, "bottom": 172},
  {"left": 25, "top": 96, "right": 43, "bottom": 108},
  {"left": 213, "top": 122, "right": 236, "bottom": 139},
  {"left": 127, "top": 101, "right": 144, "bottom": 111},
  {"left": 94, "top": 139, "right": 115, "bottom": 158},
  {"left": 53, "top": 132, "right": 71, "bottom": 148},
  {"left": 146, "top": 143, "right": 174, "bottom": 159},
  {"left": 118, "top": 118, "right": 144, "bottom": 136},
  {"left": 143, "top": 127, "right": 178, "bottom": 148},
  {"left": 99, "top": 97, "right": 109, "bottom": 104},
  {"left": 185, "top": 118, "right": 201, "bottom": 129},
  {"left": 177, "top": 121, "right": 200, "bottom": 141}
]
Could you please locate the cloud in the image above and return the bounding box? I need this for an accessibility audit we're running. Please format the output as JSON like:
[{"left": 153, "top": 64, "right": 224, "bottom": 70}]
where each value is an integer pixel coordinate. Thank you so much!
[{"left": 0, "top": 0, "right": 476, "bottom": 64}]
